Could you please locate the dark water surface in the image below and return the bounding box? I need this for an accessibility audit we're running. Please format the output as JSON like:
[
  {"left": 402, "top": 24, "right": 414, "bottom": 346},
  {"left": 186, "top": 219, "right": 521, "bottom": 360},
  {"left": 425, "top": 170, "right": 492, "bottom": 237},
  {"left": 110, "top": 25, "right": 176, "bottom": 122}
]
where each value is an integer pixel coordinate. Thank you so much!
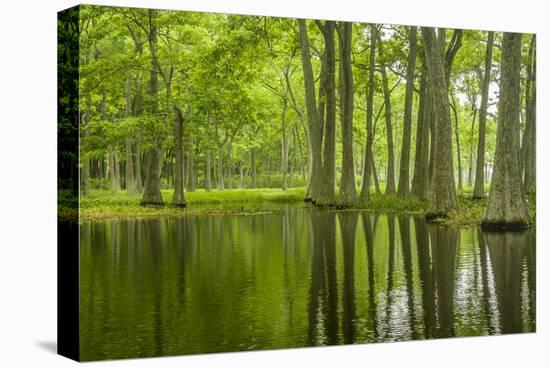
[{"left": 79, "top": 208, "right": 536, "bottom": 360}]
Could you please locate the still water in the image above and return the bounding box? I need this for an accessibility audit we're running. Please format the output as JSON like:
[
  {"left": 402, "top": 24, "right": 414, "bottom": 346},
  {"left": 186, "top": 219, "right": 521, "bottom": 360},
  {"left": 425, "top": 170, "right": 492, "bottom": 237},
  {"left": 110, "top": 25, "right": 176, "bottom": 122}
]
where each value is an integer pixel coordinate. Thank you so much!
[{"left": 80, "top": 207, "right": 536, "bottom": 360}]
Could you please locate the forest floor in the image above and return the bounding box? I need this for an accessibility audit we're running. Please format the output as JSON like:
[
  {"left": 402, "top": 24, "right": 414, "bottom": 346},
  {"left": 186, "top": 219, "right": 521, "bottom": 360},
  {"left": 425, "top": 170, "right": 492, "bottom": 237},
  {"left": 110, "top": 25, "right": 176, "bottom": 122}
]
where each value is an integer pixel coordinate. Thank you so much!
[{"left": 76, "top": 187, "right": 536, "bottom": 227}]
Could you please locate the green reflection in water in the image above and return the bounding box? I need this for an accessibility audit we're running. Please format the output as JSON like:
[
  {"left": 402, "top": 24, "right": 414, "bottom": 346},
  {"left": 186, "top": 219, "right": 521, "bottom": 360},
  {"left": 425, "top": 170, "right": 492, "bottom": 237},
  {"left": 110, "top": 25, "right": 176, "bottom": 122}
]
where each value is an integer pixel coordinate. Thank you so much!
[{"left": 79, "top": 208, "right": 535, "bottom": 361}]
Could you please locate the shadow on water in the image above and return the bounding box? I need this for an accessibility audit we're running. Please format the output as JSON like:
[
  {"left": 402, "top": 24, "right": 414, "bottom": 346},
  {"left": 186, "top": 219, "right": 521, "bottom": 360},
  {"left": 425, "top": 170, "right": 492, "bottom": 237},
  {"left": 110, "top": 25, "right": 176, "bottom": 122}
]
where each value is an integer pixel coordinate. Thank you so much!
[{"left": 79, "top": 207, "right": 536, "bottom": 360}]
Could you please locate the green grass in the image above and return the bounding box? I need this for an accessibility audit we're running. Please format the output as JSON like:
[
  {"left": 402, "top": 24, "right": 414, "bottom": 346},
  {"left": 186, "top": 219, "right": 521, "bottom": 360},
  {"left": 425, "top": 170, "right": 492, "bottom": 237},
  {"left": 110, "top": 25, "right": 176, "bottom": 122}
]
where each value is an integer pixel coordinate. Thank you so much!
[
  {"left": 77, "top": 186, "right": 535, "bottom": 228},
  {"left": 80, "top": 188, "right": 306, "bottom": 221}
]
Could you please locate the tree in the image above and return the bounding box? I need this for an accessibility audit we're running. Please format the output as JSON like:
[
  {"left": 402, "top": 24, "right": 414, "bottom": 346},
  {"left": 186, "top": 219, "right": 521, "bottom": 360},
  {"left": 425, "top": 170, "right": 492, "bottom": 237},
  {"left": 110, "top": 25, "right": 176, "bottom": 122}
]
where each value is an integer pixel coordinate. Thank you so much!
[
  {"left": 421, "top": 27, "right": 457, "bottom": 220},
  {"left": 377, "top": 32, "right": 396, "bottom": 195},
  {"left": 397, "top": 26, "right": 417, "bottom": 198},
  {"left": 359, "top": 25, "right": 377, "bottom": 202},
  {"left": 521, "top": 34, "right": 536, "bottom": 194},
  {"left": 473, "top": 31, "right": 494, "bottom": 199},
  {"left": 337, "top": 21, "right": 356, "bottom": 206},
  {"left": 140, "top": 10, "right": 164, "bottom": 205},
  {"left": 482, "top": 32, "right": 529, "bottom": 230},
  {"left": 316, "top": 20, "right": 337, "bottom": 206},
  {"left": 297, "top": 19, "right": 323, "bottom": 202}
]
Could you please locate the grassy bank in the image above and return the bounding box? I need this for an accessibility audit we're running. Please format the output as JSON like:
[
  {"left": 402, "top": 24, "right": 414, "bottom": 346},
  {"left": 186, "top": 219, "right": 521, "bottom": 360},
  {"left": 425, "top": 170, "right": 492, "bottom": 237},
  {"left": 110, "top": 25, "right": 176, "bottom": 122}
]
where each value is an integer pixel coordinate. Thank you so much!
[
  {"left": 80, "top": 188, "right": 306, "bottom": 221},
  {"left": 77, "top": 187, "right": 535, "bottom": 227}
]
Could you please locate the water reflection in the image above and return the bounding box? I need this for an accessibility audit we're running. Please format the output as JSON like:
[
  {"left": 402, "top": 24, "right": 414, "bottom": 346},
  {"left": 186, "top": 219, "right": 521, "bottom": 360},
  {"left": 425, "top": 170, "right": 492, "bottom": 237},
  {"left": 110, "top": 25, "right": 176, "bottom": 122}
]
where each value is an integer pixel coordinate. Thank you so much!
[{"left": 80, "top": 208, "right": 535, "bottom": 360}]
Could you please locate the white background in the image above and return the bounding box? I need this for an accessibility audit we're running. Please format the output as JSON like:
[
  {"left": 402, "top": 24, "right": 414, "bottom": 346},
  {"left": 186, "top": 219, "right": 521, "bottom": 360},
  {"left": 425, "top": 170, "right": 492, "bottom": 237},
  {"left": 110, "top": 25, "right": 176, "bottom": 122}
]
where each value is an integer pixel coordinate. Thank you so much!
[{"left": 0, "top": 0, "right": 547, "bottom": 365}]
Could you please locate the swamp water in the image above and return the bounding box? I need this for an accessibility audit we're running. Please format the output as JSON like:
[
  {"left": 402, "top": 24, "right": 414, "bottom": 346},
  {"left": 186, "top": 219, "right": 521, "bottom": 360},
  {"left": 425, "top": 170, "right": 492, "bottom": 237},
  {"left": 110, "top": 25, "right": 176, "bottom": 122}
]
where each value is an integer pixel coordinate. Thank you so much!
[{"left": 79, "top": 207, "right": 535, "bottom": 360}]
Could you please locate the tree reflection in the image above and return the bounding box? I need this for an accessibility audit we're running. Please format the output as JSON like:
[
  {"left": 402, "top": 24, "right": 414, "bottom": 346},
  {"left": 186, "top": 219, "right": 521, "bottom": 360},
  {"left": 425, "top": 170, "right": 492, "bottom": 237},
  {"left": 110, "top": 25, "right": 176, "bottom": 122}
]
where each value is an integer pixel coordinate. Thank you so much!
[{"left": 484, "top": 230, "right": 527, "bottom": 334}]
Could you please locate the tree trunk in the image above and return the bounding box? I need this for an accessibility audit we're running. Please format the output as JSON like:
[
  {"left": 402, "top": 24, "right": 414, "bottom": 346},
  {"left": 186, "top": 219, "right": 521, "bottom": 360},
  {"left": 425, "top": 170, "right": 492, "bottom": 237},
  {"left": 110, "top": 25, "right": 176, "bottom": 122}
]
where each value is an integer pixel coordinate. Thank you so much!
[
  {"left": 251, "top": 148, "right": 257, "bottom": 188},
  {"left": 522, "top": 34, "right": 536, "bottom": 194},
  {"left": 281, "top": 99, "right": 289, "bottom": 191},
  {"left": 482, "top": 32, "right": 529, "bottom": 229},
  {"left": 205, "top": 150, "right": 212, "bottom": 192},
  {"left": 141, "top": 11, "right": 163, "bottom": 205},
  {"left": 397, "top": 26, "right": 417, "bottom": 198},
  {"left": 360, "top": 25, "right": 378, "bottom": 202},
  {"left": 451, "top": 92, "right": 463, "bottom": 192},
  {"left": 378, "top": 35, "right": 396, "bottom": 196},
  {"left": 337, "top": 21, "right": 356, "bottom": 206},
  {"left": 473, "top": 31, "right": 494, "bottom": 199},
  {"left": 172, "top": 107, "right": 186, "bottom": 207},
  {"left": 124, "top": 77, "right": 137, "bottom": 196},
  {"left": 467, "top": 106, "right": 478, "bottom": 187},
  {"left": 186, "top": 139, "right": 196, "bottom": 192},
  {"left": 411, "top": 65, "right": 430, "bottom": 199},
  {"left": 218, "top": 149, "right": 224, "bottom": 190},
  {"left": 135, "top": 134, "right": 143, "bottom": 192},
  {"left": 317, "top": 21, "right": 337, "bottom": 206},
  {"left": 297, "top": 19, "right": 323, "bottom": 202},
  {"left": 421, "top": 27, "right": 458, "bottom": 219}
]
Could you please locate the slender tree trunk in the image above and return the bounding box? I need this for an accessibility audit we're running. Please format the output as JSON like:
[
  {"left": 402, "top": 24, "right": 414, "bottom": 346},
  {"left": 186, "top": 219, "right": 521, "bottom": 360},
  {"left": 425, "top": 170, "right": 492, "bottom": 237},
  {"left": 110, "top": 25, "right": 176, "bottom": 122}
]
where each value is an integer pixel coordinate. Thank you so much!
[
  {"left": 205, "top": 150, "right": 212, "bottom": 192},
  {"left": 124, "top": 77, "right": 137, "bottom": 196},
  {"left": 135, "top": 134, "right": 143, "bottom": 192},
  {"left": 338, "top": 21, "right": 356, "bottom": 206},
  {"left": 172, "top": 107, "right": 186, "bottom": 207},
  {"left": 141, "top": 11, "right": 163, "bottom": 205},
  {"left": 451, "top": 92, "right": 463, "bottom": 192},
  {"left": 411, "top": 66, "right": 430, "bottom": 199},
  {"left": 371, "top": 153, "right": 381, "bottom": 195},
  {"left": 298, "top": 19, "right": 323, "bottom": 202},
  {"left": 482, "top": 32, "right": 529, "bottom": 229},
  {"left": 218, "top": 149, "right": 224, "bottom": 190},
  {"left": 397, "top": 26, "right": 417, "bottom": 198},
  {"left": 317, "top": 21, "right": 337, "bottom": 206},
  {"left": 251, "top": 147, "right": 257, "bottom": 188},
  {"left": 378, "top": 36, "right": 396, "bottom": 196},
  {"left": 473, "top": 31, "right": 494, "bottom": 199},
  {"left": 227, "top": 143, "right": 233, "bottom": 190},
  {"left": 467, "top": 106, "right": 478, "bottom": 187},
  {"left": 281, "top": 100, "right": 289, "bottom": 191},
  {"left": 239, "top": 157, "right": 244, "bottom": 188},
  {"left": 360, "top": 25, "right": 378, "bottom": 202},
  {"left": 421, "top": 27, "right": 458, "bottom": 219},
  {"left": 186, "top": 139, "right": 196, "bottom": 192}
]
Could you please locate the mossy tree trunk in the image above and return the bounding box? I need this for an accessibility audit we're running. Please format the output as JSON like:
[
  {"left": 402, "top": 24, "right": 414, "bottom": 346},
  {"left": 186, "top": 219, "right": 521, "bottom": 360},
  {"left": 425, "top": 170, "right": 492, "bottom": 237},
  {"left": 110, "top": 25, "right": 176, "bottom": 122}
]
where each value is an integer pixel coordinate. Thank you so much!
[
  {"left": 482, "top": 32, "right": 529, "bottom": 230},
  {"left": 421, "top": 27, "right": 457, "bottom": 220},
  {"left": 141, "top": 10, "right": 164, "bottom": 205},
  {"left": 521, "top": 34, "right": 536, "bottom": 194}
]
